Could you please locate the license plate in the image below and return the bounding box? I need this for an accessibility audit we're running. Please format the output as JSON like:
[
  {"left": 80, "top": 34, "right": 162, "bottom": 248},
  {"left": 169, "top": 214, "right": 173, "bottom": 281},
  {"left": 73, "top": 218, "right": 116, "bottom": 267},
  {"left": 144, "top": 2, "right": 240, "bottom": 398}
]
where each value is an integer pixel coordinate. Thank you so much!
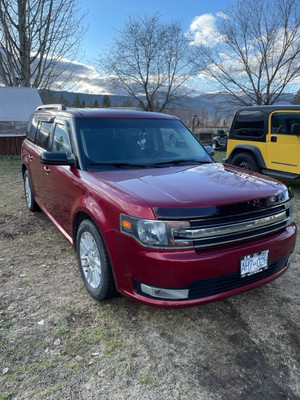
[{"left": 240, "top": 250, "right": 269, "bottom": 278}]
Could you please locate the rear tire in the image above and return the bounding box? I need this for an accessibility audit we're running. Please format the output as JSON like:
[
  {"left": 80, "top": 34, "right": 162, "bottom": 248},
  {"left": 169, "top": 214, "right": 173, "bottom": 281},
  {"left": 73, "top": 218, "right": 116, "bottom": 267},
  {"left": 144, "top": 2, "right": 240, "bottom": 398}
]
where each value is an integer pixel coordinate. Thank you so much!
[
  {"left": 23, "top": 170, "right": 39, "bottom": 212},
  {"left": 231, "top": 153, "right": 260, "bottom": 172},
  {"left": 76, "top": 219, "right": 116, "bottom": 301}
]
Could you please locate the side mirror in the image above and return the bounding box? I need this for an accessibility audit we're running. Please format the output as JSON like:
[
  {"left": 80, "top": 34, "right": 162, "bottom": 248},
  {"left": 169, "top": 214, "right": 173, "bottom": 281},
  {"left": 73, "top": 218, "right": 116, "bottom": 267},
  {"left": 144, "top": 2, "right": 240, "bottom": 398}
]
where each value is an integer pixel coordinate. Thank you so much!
[
  {"left": 40, "top": 151, "right": 75, "bottom": 166},
  {"left": 205, "top": 145, "right": 215, "bottom": 156}
]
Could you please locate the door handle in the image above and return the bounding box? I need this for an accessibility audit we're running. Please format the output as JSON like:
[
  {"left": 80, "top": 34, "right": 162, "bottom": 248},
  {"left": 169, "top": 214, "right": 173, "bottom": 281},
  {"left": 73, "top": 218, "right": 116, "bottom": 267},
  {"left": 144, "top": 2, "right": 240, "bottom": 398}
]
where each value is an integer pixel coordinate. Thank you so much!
[
  {"left": 271, "top": 136, "right": 277, "bottom": 142},
  {"left": 28, "top": 155, "right": 33, "bottom": 161},
  {"left": 44, "top": 166, "right": 50, "bottom": 174}
]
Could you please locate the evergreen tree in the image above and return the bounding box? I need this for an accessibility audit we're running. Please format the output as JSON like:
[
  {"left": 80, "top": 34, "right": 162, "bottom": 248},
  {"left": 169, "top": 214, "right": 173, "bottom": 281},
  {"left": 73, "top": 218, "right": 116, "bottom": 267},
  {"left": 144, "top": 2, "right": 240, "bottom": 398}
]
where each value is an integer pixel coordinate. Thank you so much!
[
  {"left": 292, "top": 90, "right": 300, "bottom": 105},
  {"left": 101, "top": 95, "right": 111, "bottom": 108},
  {"left": 59, "top": 94, "right": 70, "bottom": 106},
  {"left": 72, "top": 94, "right": 81, "bottom": 107},
  {"left": 93, "top": 99, "right": 99, "bottom": 108},
  {"left": 121, "top": 99, "right": 134, "bottom": 108}
]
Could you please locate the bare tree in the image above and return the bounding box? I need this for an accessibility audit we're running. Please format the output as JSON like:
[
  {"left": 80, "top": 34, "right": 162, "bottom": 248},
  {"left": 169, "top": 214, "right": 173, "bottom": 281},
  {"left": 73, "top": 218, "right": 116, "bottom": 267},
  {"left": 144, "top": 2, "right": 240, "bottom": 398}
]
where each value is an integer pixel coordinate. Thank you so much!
[
  {"left": 189, "top": 0, "right": 300, "bottom": 105},
  {"left": 0, "top": 0, "right": 86, "bottom": 89},
  {"left": 101, "top": 14, "right": 195, "bottom": 112}
]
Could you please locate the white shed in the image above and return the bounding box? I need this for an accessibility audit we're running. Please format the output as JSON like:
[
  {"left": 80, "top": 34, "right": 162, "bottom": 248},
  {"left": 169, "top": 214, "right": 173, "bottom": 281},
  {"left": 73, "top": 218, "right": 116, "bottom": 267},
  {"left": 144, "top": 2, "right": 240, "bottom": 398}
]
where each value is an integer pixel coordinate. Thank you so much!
[{"left": 0, "top": 87, "right": 42, "bottom": 155}]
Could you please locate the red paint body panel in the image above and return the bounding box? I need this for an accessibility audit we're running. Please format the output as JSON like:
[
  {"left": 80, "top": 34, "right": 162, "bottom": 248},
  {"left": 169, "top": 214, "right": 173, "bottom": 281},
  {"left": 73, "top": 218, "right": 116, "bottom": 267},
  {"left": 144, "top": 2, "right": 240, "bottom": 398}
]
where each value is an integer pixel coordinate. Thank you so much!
[{"left": 21, "top": 108, "right": 297, "bottom": 308}]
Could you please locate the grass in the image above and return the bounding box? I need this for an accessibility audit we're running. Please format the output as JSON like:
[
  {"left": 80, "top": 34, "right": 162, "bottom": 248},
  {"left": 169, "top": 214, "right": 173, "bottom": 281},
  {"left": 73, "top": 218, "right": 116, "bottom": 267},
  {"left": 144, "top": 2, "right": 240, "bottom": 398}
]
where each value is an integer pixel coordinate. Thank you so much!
[
  {"left": 0, "top": 395, "right": 13, "bottom": 400},
  {"left": 212, "top": 149, "right": 226, "bottom": 163},
  {"left": 0, "top": 156, "right": 299, "bottom": 400}
]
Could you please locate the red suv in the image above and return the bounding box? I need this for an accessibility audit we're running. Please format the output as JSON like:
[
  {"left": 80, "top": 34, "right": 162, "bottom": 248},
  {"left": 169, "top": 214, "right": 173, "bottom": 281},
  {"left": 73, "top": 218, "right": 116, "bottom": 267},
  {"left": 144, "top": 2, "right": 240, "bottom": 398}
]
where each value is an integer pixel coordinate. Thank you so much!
[{"left": 21, "top": 105, "right": 297, "bottom": 308}]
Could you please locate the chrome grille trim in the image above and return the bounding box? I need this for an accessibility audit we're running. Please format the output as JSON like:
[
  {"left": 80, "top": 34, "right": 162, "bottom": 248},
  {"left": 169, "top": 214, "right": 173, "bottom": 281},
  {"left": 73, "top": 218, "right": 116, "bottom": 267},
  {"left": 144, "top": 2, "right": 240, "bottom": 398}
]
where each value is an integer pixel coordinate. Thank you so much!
[
  {"left": 174, "top": 211, "right": 288, "bottom": 240},
  {"left": 171, "top": 201, "right": 293, "bottom": 249}
]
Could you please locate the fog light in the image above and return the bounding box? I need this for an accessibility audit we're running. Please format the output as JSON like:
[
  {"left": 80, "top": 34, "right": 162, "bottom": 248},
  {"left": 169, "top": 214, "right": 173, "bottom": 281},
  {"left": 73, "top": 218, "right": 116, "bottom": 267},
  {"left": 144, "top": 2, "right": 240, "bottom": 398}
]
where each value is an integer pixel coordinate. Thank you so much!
[{"left": 141, "top": 283, "right": 189, "bottom": 300}]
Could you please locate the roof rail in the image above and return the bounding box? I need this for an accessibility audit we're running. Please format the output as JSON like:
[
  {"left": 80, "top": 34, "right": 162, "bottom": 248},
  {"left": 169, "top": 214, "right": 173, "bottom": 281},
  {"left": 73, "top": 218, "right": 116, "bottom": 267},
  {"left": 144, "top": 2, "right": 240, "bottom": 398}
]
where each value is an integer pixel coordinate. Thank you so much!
[{"left": 36, "top": 104, "right": 67, "bottom": 111}]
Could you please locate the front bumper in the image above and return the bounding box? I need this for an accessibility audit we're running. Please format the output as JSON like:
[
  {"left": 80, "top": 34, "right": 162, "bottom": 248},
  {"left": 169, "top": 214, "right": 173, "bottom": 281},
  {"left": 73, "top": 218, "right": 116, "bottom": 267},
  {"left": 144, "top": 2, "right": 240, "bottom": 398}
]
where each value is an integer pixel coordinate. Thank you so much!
[{"left": 106, "top": 223, "right": 297, "bottom": 308}]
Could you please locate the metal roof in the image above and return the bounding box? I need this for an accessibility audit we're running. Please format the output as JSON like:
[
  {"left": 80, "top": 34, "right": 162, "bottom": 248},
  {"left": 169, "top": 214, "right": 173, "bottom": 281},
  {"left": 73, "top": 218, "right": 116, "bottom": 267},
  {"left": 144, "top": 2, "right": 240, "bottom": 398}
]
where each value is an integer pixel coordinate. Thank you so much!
[
  {"left": 32, "top": 105, "right": 178, "bottom": 120},
  {"left": 0, "top": 87, "right": 42, "bottom": 121}
]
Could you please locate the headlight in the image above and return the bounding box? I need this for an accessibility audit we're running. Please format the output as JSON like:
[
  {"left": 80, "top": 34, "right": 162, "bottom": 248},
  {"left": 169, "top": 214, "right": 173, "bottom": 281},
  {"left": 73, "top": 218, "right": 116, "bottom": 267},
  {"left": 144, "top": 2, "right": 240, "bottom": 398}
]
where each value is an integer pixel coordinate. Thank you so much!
[
  {"left": 120, "top": 214, "right": 191, "bottom": 248},
  {"left": 137, "top": 219, "right": 168, "bottom": 246}
]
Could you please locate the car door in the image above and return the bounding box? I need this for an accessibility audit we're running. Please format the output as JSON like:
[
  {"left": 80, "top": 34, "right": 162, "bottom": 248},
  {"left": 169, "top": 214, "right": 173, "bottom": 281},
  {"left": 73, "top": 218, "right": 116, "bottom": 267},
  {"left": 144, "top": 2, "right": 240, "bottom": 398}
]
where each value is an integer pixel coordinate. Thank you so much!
[
  {"left": 38, "top": 121, "right": 75, "bottom": 237},
  {"left": 267, "top": 111, "right": 300, "bottom": 174},
  {"left": 29, "top": 119, "right": 53, "bottom": 205}
]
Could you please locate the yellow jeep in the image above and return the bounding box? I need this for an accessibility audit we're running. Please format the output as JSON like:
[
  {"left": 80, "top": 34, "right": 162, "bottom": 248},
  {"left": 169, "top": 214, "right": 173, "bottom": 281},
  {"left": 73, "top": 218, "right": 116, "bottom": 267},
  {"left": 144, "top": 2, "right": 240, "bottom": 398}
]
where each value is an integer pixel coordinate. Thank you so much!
[{"left": 225, "top": 105, "right": 300, "bottom": 180}]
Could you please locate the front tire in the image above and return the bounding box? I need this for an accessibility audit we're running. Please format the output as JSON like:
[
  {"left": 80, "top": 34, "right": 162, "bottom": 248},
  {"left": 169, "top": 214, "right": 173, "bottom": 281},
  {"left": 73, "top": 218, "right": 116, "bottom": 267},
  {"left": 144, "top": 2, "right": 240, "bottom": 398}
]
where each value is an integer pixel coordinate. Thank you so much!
[
  {"left": 76, "top": 219, "right": 115, "bottom": 301},
  {"left": 231, "top": 153, "right": 260, "bottom": 172}
]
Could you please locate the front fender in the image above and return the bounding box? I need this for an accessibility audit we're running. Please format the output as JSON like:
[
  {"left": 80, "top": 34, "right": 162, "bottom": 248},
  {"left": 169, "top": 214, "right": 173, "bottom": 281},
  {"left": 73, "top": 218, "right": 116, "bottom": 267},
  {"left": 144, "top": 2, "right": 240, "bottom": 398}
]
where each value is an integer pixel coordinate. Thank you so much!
[{"left": 71, "top": 194, "right": 118, "bottom": 247}]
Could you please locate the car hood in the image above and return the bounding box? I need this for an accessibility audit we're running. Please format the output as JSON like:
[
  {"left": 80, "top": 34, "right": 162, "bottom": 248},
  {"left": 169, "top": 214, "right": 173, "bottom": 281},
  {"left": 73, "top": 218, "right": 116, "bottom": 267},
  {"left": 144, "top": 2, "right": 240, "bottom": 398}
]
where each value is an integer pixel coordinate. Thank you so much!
[{"left": 87, "top": 163, "right": 287, "bottom": 217}]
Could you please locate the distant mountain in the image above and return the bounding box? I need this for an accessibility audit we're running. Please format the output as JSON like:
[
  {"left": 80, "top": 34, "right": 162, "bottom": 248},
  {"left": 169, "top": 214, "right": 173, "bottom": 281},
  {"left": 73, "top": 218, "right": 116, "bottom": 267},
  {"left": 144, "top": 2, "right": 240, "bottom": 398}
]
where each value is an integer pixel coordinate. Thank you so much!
[
  {"left": 171, "top": 92, "right": 294, "bottom": 115},
  {"left": 39, "top": 89, "right": 136, "bottom": 108},
  {"left": 39, "top": 89, "right": 295, "bottom": 120}
]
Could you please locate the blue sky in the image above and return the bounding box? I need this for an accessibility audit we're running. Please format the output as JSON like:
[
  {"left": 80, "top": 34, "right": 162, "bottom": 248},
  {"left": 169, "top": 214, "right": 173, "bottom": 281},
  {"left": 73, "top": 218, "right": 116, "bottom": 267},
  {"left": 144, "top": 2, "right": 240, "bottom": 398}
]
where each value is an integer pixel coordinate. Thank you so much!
[
  {"left": 65, "top": 0, "right": 229, "bottom": 94},
  {"left": 80, "top": 0, "right": 228, "bottom": 62}
]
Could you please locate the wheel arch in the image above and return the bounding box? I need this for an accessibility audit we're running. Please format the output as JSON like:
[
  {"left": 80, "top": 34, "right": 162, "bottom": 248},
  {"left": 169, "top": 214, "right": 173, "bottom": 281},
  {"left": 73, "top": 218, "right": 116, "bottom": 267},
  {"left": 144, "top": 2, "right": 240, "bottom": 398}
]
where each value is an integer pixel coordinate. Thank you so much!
[
  {"left": 72, "top": 207, "right": 114, "bottom": 253},
  {"left": 73, "top": 211, "right": 97, "bottom": 250},
  {"left": 227, "top": 145, "right": 266, "bottom": 169},
  {"left": 22, "top": 163, "right": 27, "bottom": 176}
]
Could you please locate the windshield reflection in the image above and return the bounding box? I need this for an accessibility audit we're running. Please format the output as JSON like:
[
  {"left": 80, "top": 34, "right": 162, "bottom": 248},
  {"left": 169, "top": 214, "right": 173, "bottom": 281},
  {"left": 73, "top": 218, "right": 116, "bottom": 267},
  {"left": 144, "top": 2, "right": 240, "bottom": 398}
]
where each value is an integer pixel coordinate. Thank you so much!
[{"left": 77, "top": 118, "right": 213, "bottom": 169}]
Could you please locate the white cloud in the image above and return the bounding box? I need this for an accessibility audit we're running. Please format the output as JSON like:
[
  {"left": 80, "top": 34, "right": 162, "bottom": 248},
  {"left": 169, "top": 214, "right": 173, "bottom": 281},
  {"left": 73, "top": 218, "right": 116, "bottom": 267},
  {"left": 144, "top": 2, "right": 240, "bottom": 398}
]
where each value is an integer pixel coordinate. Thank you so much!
[
  {"left": 51, "top": 60, "right": 121, "bottom": 95},
  {"left": 186, "top": 14, "right": 221, "bottom": 46},
  {"left": 216, "top": 11, "right": 229, "bottom": 20}
]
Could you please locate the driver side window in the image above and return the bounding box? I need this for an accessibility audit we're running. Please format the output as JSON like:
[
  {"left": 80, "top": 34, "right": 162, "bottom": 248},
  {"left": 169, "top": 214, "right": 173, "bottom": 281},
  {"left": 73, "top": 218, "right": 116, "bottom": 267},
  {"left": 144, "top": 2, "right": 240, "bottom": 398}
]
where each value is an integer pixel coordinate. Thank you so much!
[
  {"left": 271, "top": 112, "right": 300, "bottom": 135},
  {"left": 52, "top": 124, "right": 71, "bottom": 156}
]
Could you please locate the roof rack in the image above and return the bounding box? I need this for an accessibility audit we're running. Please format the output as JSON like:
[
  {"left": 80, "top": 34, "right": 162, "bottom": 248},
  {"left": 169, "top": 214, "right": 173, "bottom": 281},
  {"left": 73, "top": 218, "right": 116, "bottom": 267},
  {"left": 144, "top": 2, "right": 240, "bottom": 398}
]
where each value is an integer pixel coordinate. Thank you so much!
[{"left": 36, "top": 104, "right": 67, "bottom": 111}]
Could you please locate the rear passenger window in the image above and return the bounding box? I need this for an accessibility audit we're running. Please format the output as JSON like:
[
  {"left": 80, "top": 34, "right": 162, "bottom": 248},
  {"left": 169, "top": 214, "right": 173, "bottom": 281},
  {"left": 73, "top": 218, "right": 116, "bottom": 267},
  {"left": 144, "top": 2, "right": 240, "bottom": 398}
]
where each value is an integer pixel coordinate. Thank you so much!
[
  {"left": 27, "top": 115, "right": 38, "bottom": 142},
  {"left": 232, "top": 111, "right": 264, "bottom": 138},
  {"left": 36, "top": 121, "right": 52, "bottom": 149}
]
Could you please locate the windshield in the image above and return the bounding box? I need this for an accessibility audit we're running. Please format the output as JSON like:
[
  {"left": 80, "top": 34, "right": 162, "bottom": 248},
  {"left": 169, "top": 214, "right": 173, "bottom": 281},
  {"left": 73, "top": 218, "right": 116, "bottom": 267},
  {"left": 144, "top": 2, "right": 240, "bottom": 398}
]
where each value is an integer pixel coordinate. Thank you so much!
[{"left": 77, "top": 117, "right": 213, "bottom": 170}]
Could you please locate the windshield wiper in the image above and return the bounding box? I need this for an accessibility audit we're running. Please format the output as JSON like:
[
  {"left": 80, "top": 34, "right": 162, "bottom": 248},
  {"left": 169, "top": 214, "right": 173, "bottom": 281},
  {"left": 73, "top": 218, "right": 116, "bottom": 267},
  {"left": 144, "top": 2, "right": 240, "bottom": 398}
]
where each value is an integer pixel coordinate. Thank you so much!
[
  {"left": 151, "top": 159, "right": 212, "bottom": 167},
  {"left": 89, "top": 162, "right": 147, "bottom": 168},
  {"left": 88, "top": 159, "right": 213, "bottom": 168}
]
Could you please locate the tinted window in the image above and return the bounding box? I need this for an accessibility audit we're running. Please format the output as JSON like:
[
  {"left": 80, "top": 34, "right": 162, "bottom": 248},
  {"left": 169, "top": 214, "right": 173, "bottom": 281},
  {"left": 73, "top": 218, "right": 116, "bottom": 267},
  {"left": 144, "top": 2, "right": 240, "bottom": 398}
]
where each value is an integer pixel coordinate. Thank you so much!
[
  {"left": 271, "top": 112, "right": 300, "bottom": 135},
  {"left": 27, "top": 115, "right": 38, "bottom": 142},
  {"left": 36, "top": 121, "right": 52, "bottom": 149},
  {"left": 232, "top": 111, "right": 264, "bottom": 137},
  {"left": 52, "top": 123, "right": 71, "bottom": 156},
  {"left": 77, "top": 118, "right": 211, "bottom": 169}
]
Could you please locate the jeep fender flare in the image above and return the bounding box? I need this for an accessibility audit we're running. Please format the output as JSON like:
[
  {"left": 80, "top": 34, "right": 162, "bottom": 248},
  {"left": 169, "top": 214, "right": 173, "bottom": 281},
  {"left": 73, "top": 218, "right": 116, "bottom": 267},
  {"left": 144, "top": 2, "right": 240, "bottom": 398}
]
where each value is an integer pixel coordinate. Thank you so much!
[{"left": 227, "top": 145, "right": 266, "bottom": 169}]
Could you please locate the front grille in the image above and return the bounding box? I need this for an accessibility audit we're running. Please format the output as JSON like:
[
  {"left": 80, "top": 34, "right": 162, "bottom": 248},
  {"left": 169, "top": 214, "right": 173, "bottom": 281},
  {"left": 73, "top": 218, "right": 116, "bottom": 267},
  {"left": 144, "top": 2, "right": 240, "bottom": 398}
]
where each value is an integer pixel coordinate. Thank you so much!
[{"left": 172, "top": 201, "right": 293, "bottom": 249}]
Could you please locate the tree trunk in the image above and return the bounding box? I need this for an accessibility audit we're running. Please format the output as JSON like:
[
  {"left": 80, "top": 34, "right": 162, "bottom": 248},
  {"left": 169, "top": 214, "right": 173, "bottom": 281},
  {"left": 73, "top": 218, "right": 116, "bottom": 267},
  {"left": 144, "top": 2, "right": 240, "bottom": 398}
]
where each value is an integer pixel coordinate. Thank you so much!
[{"left": 17, "top": 0, "right": 31, "bottom": 86}]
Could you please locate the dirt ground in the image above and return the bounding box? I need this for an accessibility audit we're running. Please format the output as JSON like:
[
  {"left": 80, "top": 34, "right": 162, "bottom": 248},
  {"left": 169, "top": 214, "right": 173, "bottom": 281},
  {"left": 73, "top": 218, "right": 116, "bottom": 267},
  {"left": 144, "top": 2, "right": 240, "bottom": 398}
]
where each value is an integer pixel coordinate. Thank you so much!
[{"left": 0, "top": 157, "right": 299, "bottom": 400}]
